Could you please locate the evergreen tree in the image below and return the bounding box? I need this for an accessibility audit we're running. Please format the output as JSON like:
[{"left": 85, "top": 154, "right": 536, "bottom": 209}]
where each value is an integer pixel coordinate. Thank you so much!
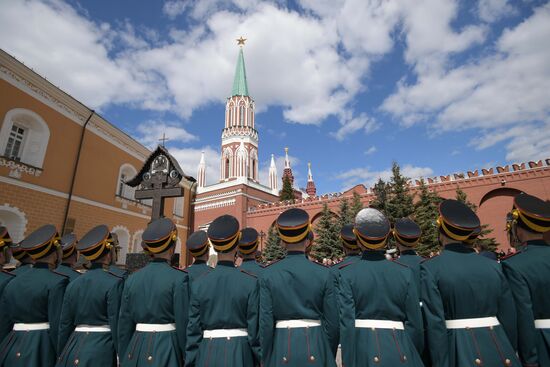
[
  {"left": 338, "top": 197, "right": 353, "bottom": 229},
  {"left": 312, "top": 203, "right": 344, "bottom": 262},
  {"left": 387, "top": 162, "right": 415, "bottom": 222},
  {"left": 414, "top": 179, "right": 443, "bottom": 257},
  {"left": 262, "top": 225, "right": 287, "bottom": 263},
  {"left": 351, "top": 192, "right": 364, "bottom": 220},
  {"left": 455, "top": 188, "right": 498, "bottom": 251},
  {"left": 279, "top": 176, "right": 295, "bottom": 203},
  {"left": 370, "top": 178, "right": 390, "bottom": 216}
]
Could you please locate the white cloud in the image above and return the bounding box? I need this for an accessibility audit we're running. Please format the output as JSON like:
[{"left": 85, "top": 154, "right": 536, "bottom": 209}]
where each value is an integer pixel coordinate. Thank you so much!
[
  {"left": 170, "top": 146, "right": 220, "bottom": 185},
  {"left": 135, "top": 121, "right": 197, "bottom": 148},
  {"left": 477, "top": 0, "right": 516, "bottom": 23},
  {"left": 331, "top": 113, "right": 379, "bottom": 141},
  {"left": 364, "top": 146, "right": 377, "bottom": 155},
  {"left": 336, "top": 164, "right": 434, "bottom": 190},
  {"left": 162, "top": 0, "right": 188, "bottom": 19}
]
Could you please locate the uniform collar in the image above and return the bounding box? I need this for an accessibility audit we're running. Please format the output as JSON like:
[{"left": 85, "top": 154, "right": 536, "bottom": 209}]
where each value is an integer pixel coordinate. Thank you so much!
[
  {"left": 61, "top": 263, "right": 73, "bottom": 267},
  {"left": 90, "top": 263, "right": 105, "bottom": 269},
  {"left": 151, "top": 258, "right": 168, "bottom": 263},
  {"left": 217, "top": 260, "right": 235, "bottom": 267},
  {"left": 287, "top": 251, "right": 305, "bottom": 256},
  {"left": 34, "top": 262, "right": 49, "bottom": 269},
  {"left": 193, "top": 259, "right": 206, "bottom": 264},
  {"left": 242, "top": 258, "right": 256, "bottom": 262},
  {"left": 400, "top": 249, "right": 417, "bottom": 256},
  {"left": 444, "top": 243, "right": 476, "bottom": 253},
  {"left": 525, "top": 239, "right": 548, "bottom": 247},
  {"left": 361, "top": 251, "right": 386, "bottom": 261}
]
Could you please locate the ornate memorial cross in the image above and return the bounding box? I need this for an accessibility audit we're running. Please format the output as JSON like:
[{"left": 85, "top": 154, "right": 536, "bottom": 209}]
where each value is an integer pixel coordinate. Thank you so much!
[{"left": 158, "top": 133, "right": 169, "bottom": 147}]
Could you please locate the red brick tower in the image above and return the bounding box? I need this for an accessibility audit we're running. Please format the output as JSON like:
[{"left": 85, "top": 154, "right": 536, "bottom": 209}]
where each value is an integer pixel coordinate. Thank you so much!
[{"left": 306, "top": 162, "right": 317, "bottom": 196}]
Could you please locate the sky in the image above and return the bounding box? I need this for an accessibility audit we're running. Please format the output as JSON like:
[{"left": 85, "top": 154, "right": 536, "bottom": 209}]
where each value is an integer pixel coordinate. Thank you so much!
[{"left": 1, "top": 0, "right": 549, "bottom": 193}]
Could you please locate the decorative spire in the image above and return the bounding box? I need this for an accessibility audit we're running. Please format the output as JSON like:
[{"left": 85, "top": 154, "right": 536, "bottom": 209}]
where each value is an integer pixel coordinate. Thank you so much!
[
  {"left": 197, "top": 151, "right": 206, "bottom": 188},
  {"left": 284, "top": 147, "right": 290, "bottom": 169},
  {"left": 282, "top": 147, "right": 294, "bottom": 186},
  {"left": 231, "top": 43, "right": 249, "bottom": 97},
  {"left": 306, "top": 162, "right": 316, "bottom": 197},
  {"left": 269, "top": 154, "right": 278, "bottom": 191}
]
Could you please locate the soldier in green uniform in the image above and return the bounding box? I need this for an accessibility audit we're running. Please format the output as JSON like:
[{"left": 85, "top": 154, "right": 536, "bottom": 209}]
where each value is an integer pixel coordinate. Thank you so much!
[
  {"left": 56, "top": 225, "right": 124, "bottom": 367},
  {"left": 109, "top": 232, "right": 128, "bottom": 279},
  {"left": 338, "top": 224, "right": 361, "bottom": 267},
  {"left": 338, "top": 208, "right": 424, "bottom": 366},
  {"left": 56, "top": 233, "right": 81, "bottom": 281},
  {"left": 10, "top": 240, "right": 34, "bottom": 275},
  {"left": 502, "top": 193, "right": 550, "bottom": 366},
  {"left": 0, "top": 227, "right": 16, "bottom": 341},
  {"left": 0, "top": 224, "right": 69, "bottom": 367},
  {"left": 394, "top": 218, "right": 423, "bottom": 291},
  {"left": 118, "top": 218, "right": 189, "bottom": 367},
  {"left": 421, "top": 199, "right": 518, "bottom": 367},
  {"left": 186, "top": 215, "right": 260, "bottom": 366},
  {"left": 185, "top": 230, "right": 212, "bottom": 280},
  {"left": 260, "top": 208, "right": 338, "bottom": 367},
  {"left": 238, "top": 227, "right": 263, "bottom": 275}
]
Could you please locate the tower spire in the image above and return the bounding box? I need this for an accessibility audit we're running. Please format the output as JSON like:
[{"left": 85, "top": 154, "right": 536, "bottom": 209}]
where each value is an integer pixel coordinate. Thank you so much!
[
  {"left": 306, "top": 162, "right": 316, "bottom": 197},
  {"left": 269, "top": 154, "right": 278, "bottom": 191},
  {"left": 197, "top": 151, "right": 206, "bottom": 188},
  {"left": 284, "top": 147, "right": 290, "bottom": 169},
  {"left": 282, "top": 147, "right": 294, "bottom": 186},
  {"left": 231, "top": 41, "right": 249, "bottom": 97}
]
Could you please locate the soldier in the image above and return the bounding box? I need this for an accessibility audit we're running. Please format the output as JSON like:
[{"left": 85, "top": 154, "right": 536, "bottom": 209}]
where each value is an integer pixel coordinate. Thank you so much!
[
  {"left": 109, "top": 232, "right": 128, "bottom": 279},
  {"left": 56, "top": 233, "right": 81, "bottom": 281},
  {"left": 238, "top": 227, "right": 263, "bottom": 275},
  {"left": 118, "top": 218, "right": 189, "bottom": 367},
  {"left": 338, "top": 223, "right": 361, "bottom": 266},
  {"left": 185, "top": 230, "right": 212, "bottom": 280},
  {"left": 0, "top": 227, "right": 16, "bottom": 341},
  {"left": 394, "top": 218, "right": 423, "bottom": 291},
  {"left": 0, "top": 224, "right": 69, "bottom": 367},
  {"left": 57, "top": 225, "right": 124, "bottom": 367},
  {"left": 421, "top": 199, "right": 518, "bottom": 367},
  {"left": 186, "top": 215, "right": 260, "bottom": 366},
  {"left": 259, "top": 208, "right": 338, "bottom": 367},
  {"left": 502, "top": 193, "right": 550, "bottom": 366},
  {"left": 338, "top": 209, "right": 424, "bottom": 366},
  {"left": 10, "top": 240, "right": 34, "bottom": 275}
]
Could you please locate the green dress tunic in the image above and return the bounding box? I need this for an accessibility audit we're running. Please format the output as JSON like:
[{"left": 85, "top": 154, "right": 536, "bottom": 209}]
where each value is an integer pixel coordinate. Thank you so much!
[
  {"left": 338, "top": 251, "right": 424, "bottom": 367},
  {"left": 0, "top": 270, "right": 15, "bottom": 341},
  {"left": 239, "top": 259, "right": 264, "bottom": 276},
  {"left": 56, "top": 263, "right": 81, "bottom": 282},
  {"left": 10, "top": 264, "right": 33, "bottom": 276},
  {"left": 109, "top": 265, "right": 128, "bottom": 279},
  {"left": 421, "top": 243, "right": 519, "bottom": 367},
  {"left": 118, "top": 258, "right": 189, "bottom": 367},
  {"left": 186, "top": 261, "right": 211, "bottom": 281},
  {"left": 0, "top": 262, "right": 68, "bottom": 367},
  {"left": 398, "top": 250, "right": 423, "bottom": 292},
  {"left": 186, "top": 261, "right": 260, "bottom": 367},
  {"left": 502, "top": 240, "right": 550, "bottom": 366},
  {"left": 56, "top": 263, "right": 124, "bottom": 367},
  {"left": 259, "top": 251, "right": 339, "bottom": 367}
]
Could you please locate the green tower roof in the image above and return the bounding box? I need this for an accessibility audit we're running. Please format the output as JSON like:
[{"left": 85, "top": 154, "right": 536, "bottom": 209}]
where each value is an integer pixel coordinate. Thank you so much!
[{"left": 231, "top": 48, "right": 249, "bottom": 97}]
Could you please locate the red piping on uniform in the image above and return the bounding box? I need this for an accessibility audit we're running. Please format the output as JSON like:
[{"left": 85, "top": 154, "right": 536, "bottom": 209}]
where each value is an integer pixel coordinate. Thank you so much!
[
  {"left": 73, "top": 332, "right": 88, "bottom": 362},
  {"left": 467, "top": 328, "right": 484, "bottom": 364},
  {"left": 488, "top": 327, "right": 507, "bottom": 365},
  {"left": 373, "top": 328, "right": 382, "bottom": 361},
  {"left": 205, "top": 337, "right": 213, "bottom": 367},
  {"left": 305, "top": 326, "right": 313, "bottom": 364},
  {"left": 391, "top": 329, "right": 405, "bottom": 363},
  {"left": 128, "top": 333, "right": 141, "bottom": 360}
]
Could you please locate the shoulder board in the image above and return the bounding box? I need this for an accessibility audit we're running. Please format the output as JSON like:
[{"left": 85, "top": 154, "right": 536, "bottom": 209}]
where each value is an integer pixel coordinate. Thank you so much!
[
  {"left": 420, "top": 255, "right": 438, "bottom": 263},
  {"left": 262, "top": 258, "right": 282, "bottom": 268},
  {"left": 501, "top": 251, "right": 521, "bottom": 261},
  {"left": 1, "top": 269, "right": 16, "bottom": 277},
  {"left": 390, "top": 259, "right": 409, "bottom": 268},
  {"left": 338, "top": 262, "right": 354, "bottom": 270},
  {"left": 240, "top": 269, "right": 258, "bottom": 278},
  {"left": 312, "top": 260, "right": 330, "bottom": 268},
  {"left": 52, "top": 270, "right": 69, "bottom": 278},
  {"left": 172, "top": 266, "right": 188, "bottom": 273},
  {"left": 107, "top": 270, "right": 124, "bottom": 279}
]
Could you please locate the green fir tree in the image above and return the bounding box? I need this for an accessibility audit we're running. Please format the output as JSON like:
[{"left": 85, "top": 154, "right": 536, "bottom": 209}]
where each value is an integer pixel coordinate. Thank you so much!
[
  {"left": 279, "top": 176, "right": 295, "bottom": 203},
  {"left": 387, "top": 162, "right": 415, "bottom": 222},
  {"left": 262, "top": 225, "right": 287, "bottom": 263},
  {"left": 370, "top": 178, "right": 390, "bottom": 216},
  {"left": 338, "top": 197, "right": 354, "bottom": 229},
  {"left": 414, "top": 179, "right": 443, "bottom": 257},
  {"left": 351, "top": 192, "right": 364, "bottom": 219},
  {"left": 312, "top": 203, "right": 344, "bottom": 262},
  {"left": 455, "top": 188, "right": 498, "bottom": 251}
]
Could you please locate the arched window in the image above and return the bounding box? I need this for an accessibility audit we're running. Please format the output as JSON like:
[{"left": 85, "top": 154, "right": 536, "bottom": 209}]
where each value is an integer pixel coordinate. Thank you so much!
[
  {"left": 112, "top": 226, "right": 130, "bottom": 264},
  {"left": 0, "top": 205, "right": 27, "bottom": 243},
  {"left": 229, "top": 103, "right": 234, "bottom": 127},
  {"left": 0, "top": 108, "right": 50, "bottom": 168},
  {"left": 225, "top": 158, "right": 230, "bottom": 179},
  {"left": 173, "top": 196, "right": 184, "bottom": 217},
  {"left": 116, "top": 164, "right": 137, "bottom": 200},
  {"left": 240, "top": 104, "right": 245, "bottom": 126},
  {"left": 251, "top": 159, "right": 256, "bottom": 179}
]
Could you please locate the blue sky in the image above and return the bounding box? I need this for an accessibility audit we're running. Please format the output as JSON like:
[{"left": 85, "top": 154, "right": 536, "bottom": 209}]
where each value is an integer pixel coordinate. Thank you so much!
[{"left": 1, "top": 0, "right": 549, "bottom": 193}]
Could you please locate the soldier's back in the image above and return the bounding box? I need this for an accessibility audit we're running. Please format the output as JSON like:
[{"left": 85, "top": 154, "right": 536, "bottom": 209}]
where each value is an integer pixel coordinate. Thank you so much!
[
  {"left": 186, "top": 261, "right": 210, "bottom": 281},
  {"left": 239, "top": 259, "right": 263, "bottom": 275}
]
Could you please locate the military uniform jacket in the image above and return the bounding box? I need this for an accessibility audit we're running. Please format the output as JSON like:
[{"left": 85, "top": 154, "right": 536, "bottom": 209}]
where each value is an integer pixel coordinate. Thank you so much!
[
  {"left": 239, "top": 259, "right": 264, "bottom": 276},
  {"left": 338, "top": 251, "right": 424, "bottom": 367},
  {"left": 502, "top": 240, "right": 550, "bottom": 366},
  {"left": 56, "top": 264, "right": 81, "bottom": 282},
  {"left": 0, "top": 262, "right": 69, "bottom": 367},
  {"left": 56, "top": 263, "right": 124, "bottom": 367},
  {"left": 421, "top": 243, "right": 519, "bottom": 367},
  {"left": 398, "top": 250, "right": 423, "bottom": 294},
  {"left": 10, "top": 263, "right": 33, "bottom": 276},
  {"left": 259, "top": 251, "right": 339, "bottom": 367},
  {"left": 185, "top": 261, "right": 260, "bottom": 367},
  {"left": 0, "top": 270, "right": 15, "bottom": 341},
  {"left": 186, "top": 261, "right": 211, "bottom": 281},
  {"left": 118, "top": 258, "right": 189, "bottom": 367},
  {"left": 109, "top": 264, "right": 128, "bottom": 279}
]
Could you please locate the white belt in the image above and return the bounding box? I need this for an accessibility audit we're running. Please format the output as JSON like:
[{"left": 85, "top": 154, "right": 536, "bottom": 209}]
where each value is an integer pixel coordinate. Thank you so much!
[
  {"left": 136, "top": 323, "right": 176, "bottom": 332},
  {"left": 445, "top": 317, "right": 499, "bottom": 329},
  {"left": 276, "top": 319, "right": 321, "bottom": 328},
  {"left": 203, "top": 329, "right": 248, "bottom": 338},
  {"left": 75, "top": 325, "right": 111, "bottom": 332},
  {"left": 535, "top": 319, "right": 550, "bottom": 329},
  {"left": 355, "top": 319, "right": 404, "bottom": 330},
  {"left": 13, "top": 322, "right": 50, "bottom": 331}
]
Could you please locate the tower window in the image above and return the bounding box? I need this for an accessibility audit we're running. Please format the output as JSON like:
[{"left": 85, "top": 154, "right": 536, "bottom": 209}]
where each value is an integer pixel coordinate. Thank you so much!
[
  {"left": 240, "top": 105, "right": 245, "bottom": 126},
  {"left": 4, "top": 124, "right": 26, "bottom": 161},
  {"left": 251, "top": 159, "right": 256, "bottom": 179},
  {"left": 225, "top": 158, "right": 230, "bottom": 179}
]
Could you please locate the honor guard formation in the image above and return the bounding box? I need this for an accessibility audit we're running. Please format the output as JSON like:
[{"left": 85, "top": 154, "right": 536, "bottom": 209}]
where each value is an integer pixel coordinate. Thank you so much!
[{"left": 0, "top": 192, "right": 549, "bottom": 367}]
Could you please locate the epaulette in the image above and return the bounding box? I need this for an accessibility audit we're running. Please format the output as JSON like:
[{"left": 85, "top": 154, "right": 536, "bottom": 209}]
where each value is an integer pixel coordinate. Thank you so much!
[
  {"left": 52, "top": 270, "right": 69, "bottom": 278},
  {"left": 500, "top": 251, "right": 521, "bottom": 261},
  {"left": 172, "top": 266, "right": 188, "bottom": 273},
  {"left": 312, "top": 260, "right": 330, "bottom": 268},
  {"left": 240, "top": 269, "right": 258, "bottom": 278},
  {"left": 1, "top": 269, "right": 15, "bottom": 277},
  {"left": 107, "top": 270, "right": 124, "bottom": 279},
  {"left": 390, "top": 259, "right": 409, "bottom": 268},
  {"left": 262, "top": 258, "right": 282, "bottom": 268},
  {"left": 338, "top": 262, "right": 354, "bottom": 270},
  {"left": 420, "top": 254, "right": 439, "bottom": 263}
]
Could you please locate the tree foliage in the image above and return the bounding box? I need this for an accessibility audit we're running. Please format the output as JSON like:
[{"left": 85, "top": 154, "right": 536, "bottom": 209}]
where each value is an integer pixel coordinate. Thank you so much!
[
  {"left": 455, "top": 188, "right": 498, "bottom": 251},
  {"left": 262, "top": 225, "right": 286, "bottom": 263},
  {"left": 414, "top": 179, "right": 443, "bottom": 257},
  {"left": 386, "top": 162, "right": 415, "bottom": 222},
  {"left": 351, "top": 192, "right": 364, "bottom": 220},
  {"left": 338, "top": 197, "right": 353, "bottom": 229},
  {"left": 370, "top": 178, "right": 390, "bottom": 216},
  {"left": 311, "top": 203, "right": 344, "bottom": 262},
  {"left": 279, "top": 176, "right": 295, "bottom": 203}
]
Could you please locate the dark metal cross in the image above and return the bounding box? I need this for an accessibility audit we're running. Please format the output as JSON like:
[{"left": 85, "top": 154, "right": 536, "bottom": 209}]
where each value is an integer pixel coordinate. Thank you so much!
[
  {"left": 135, "top": 171, "right": 183, "bottom": 221},
  {"left": 159, "top": 133, "right": 169, "bottom": 147}
]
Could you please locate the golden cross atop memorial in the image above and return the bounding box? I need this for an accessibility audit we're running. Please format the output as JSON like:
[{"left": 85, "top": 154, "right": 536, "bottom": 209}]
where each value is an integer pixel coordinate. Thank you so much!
[
  {"left": 237, "top": 36, "right": 247, "bottom": 46},
  {"left": 158, "top": 133, "right": 169, "bottom": 147}
]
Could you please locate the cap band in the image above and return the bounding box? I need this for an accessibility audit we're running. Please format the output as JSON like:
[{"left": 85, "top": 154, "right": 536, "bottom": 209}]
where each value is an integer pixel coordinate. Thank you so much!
[
  {"left": 27, "top": 236, "right": 61, "bottom": 260},
  {"left": 341, "top": 237, "right": 359, "bottom": 250},
  {"left": 393, "top": 231, "right": 420, "bottom": 247},
  {"left": 353, "top": 228, "right": 387, "bottom": 250},
  {"left": 80, "top": 237, "right": 114, "bottom": 261},
  {"left": 437, "top": 216, "right": 473, "bottom": 241},
  {"left": 146, "top": 230, "right": 177, "bottom": 254},
  {"left": 189, "top": 242, "right": 209, "bottom": 257},
  {"left": 515, "top": 208, "right": 550, "bottom": 233},
  {"left": 277, "top": 223, "right": 311, "bottom": 244},
  {"left": 62, "top": 245, "right": 76, "bottom": 259},
  {"left": 212, "top": 231, "right": 241, "bottom": 252},
  {"left": 239, "top": 241, "right": 258, "bottom": 255},
  {"left": 12, "top": 248, "right": 27, "bottom": 261}
]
